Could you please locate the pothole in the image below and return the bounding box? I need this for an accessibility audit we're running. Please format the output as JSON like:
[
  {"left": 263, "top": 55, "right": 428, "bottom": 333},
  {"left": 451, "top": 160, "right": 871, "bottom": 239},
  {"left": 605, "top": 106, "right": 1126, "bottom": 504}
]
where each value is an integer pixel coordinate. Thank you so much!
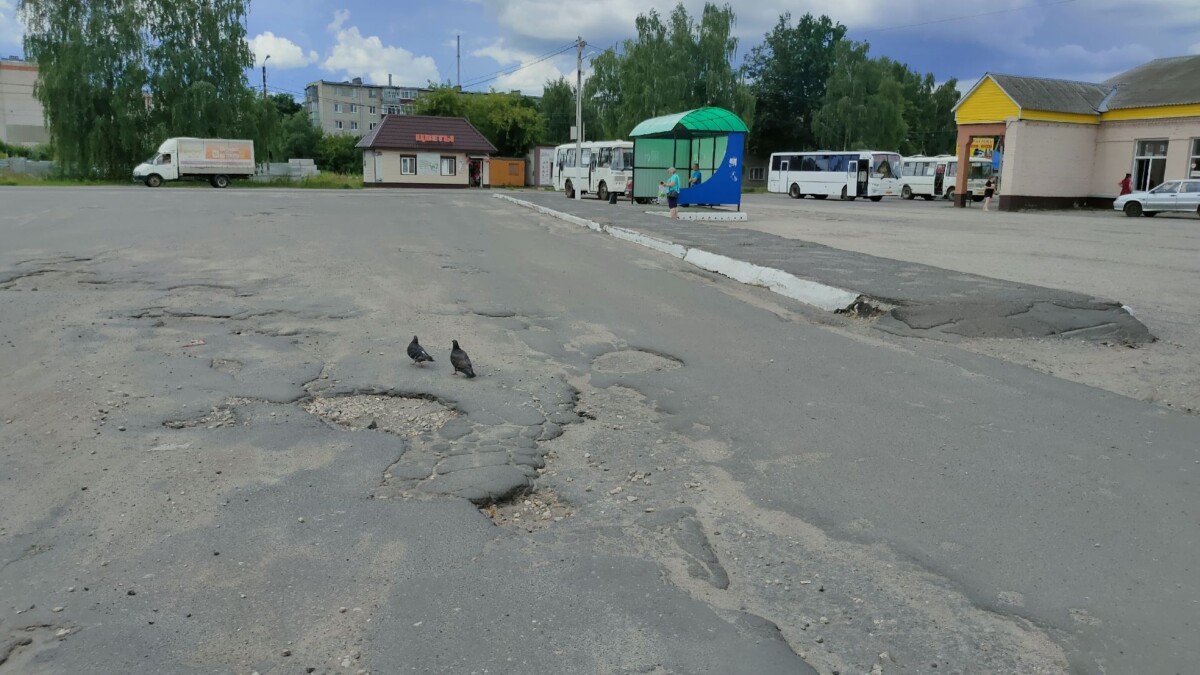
[
  {"left": 592, "top": 349, "right": 684, "bottom": 373},
  {"left": 163, "top": 401, "right": 243, "bottom": 429},
  {"left": 303, "top": 394, "right": 456, "bottom": 436},
  {"left": 480, "top": 489, "right": 572, "bottom": 532}
]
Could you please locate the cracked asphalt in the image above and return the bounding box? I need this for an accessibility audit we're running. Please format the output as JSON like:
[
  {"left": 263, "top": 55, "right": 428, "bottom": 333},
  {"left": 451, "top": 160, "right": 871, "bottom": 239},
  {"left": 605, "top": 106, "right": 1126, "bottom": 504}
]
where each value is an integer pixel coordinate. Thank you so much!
[{"left": 1, "top": 187, "right": 1197, "bottom": 674}]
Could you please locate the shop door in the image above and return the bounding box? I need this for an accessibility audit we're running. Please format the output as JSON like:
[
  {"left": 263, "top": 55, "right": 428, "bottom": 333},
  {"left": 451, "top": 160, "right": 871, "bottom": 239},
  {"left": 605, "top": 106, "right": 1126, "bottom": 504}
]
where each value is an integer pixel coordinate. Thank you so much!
[{"left": 1134, "top": 139, "right": 1168, "bottom": 191}]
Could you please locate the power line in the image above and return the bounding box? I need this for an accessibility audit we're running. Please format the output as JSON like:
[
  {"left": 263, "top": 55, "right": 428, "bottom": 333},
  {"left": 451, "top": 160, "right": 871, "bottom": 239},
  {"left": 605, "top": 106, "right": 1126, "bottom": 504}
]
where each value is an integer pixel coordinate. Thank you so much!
[
  {"left": 857, "top": 0, "right": 1078, "bottom": 35},
  {"left": 459, "top": 42, "right": 577, "bottom": 91}
]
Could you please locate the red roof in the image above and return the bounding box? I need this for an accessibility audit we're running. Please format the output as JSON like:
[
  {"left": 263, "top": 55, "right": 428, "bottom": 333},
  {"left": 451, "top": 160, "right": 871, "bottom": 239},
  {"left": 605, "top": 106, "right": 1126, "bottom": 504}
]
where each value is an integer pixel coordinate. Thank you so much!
[{"left": 356, "top": 115, "right": 497, "bottom": 153}]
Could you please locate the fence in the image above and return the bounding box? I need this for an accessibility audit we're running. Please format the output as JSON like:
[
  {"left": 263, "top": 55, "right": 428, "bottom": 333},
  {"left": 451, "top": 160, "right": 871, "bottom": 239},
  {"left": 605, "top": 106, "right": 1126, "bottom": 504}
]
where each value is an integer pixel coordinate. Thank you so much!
[{"left": 0, "top": 157, "right": 55, "bottom": 177}]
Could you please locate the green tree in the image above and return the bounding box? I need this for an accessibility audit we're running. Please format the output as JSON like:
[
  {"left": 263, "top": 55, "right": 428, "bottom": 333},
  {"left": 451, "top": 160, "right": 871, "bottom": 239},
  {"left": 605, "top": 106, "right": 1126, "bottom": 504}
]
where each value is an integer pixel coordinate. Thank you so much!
[
  {"left": 274, "top": 111, "right": 322, "bottom": 162},
  {"left": 886, "top": 62, "right": 959, "bottom": 155},
  {"left": 146, "top": 0, "right": 256, "bottom": 139},
  {"left": 812, "top": 41, "right": 907, "bottom": 151},
  {"left": 412, "top": 83, "right": 469, "bottom": 117},
  {"left": 20, "top": 0, "right": 151, "bottom": 178},
  {"left": 314, "top": 132, "right": 361, "bottom": 174},
  {"left": 742, "top": 12, "right": 847, "bottom": 155},
  {"left": 416, "top": 85, "right": 546, "bottom": 156},
  {"left": 585, "top": 2, "right": 754, "bottom": 139},
  {"left": 539, "top": 77, "right": 575, "bottom": 144},
  {"left": 269, "top": 92, "right": 302, "bottom": 117}
]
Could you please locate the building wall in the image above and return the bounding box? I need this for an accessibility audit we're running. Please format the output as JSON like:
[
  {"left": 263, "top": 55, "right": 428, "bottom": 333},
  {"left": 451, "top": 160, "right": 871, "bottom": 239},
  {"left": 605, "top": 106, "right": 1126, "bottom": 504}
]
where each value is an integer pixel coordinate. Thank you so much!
[
  {"left": 490, "top": 158, "right": 525, "bottom": 187},
  {"left": 1089, "top": 117, "right": 1200, "bottom": 196},
  {"left": 1002, "top": 120, "right": 1097, "bottom": 198},
  {"left": 305, "top": 81, "right": 420, "bottom": 136},
  {"left": 366, "top": 149, "right": 470, "bottom": 186},
  {"left": 956, "top": 77, "right": 1019, "bottom": 125},
  {"left": 0, "top": 59, "right": 49, "bottom": 147}
]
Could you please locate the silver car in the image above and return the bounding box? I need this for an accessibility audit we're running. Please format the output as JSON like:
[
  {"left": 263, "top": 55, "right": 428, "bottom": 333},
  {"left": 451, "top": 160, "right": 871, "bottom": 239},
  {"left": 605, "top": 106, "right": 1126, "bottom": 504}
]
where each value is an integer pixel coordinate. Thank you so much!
[{"left": 1114, "top": 179, "right": 1200, "bottom": 218}]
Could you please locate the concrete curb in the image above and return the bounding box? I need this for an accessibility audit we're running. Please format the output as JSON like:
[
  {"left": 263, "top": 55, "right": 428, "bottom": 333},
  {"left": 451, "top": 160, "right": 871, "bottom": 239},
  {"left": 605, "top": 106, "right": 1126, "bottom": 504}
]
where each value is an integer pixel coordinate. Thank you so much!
[{"left": 494, "top": 193, "right": 862, "bottom": 313}]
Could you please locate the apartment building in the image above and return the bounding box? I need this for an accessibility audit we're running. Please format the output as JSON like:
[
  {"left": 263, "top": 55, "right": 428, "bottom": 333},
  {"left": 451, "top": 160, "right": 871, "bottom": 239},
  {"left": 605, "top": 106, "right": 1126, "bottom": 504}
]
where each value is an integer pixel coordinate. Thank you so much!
[
  {"left": 0, "top": 57, "right": 49, "bottom": 147},
  {"left": 304, "top": 78, "right": 427, "bottom": 136}
]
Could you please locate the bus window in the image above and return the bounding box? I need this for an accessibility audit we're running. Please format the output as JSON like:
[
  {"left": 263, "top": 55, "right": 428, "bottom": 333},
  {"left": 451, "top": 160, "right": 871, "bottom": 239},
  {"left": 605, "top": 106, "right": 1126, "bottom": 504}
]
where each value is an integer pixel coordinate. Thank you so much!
[
  {"left": 771, "top": 155, "right": 783, "bottom": 170},
  {"left": 566, "top": 148, "right": 576, "bottom": 168},
  {"left": 872, "top": 154, "right": 898, "bottom": 178},
  {"left": 621, "top": 149, "right": 634, "bottom": 169},
  {"left": 597, "top": 147, "right": 613, "bottom": 168},
  {"left": 580, "top": 148, "right": 592, "bottom": 167}
]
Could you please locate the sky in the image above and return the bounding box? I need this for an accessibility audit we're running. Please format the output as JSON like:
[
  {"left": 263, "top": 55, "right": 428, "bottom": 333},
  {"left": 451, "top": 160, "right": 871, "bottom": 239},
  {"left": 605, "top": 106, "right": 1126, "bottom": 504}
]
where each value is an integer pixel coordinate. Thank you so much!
[{"left": 2, "top": 0, "right": 1199, "bottom": 100}]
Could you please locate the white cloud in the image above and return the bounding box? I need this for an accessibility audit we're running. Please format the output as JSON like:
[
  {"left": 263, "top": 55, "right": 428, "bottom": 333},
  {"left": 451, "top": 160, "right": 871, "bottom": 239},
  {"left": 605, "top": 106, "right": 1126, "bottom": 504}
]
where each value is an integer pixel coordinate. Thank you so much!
[
  {"left": 321, "top": 10, "right": 440, "bottom": 86},
  {"left": 0, "top": 0, "right": 24, "bottom": 51},
  {"left": 247, "top": 31, "right": 318, "bottom": 69},
  {"left": 468, "top": 40, "right": 575, "bottom": 95}
]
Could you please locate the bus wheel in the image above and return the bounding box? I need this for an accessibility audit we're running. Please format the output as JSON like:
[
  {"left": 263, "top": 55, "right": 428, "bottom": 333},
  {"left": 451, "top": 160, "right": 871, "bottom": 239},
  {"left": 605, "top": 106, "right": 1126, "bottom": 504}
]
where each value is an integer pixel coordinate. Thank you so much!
[
  {"left": 565, "top": 181, "right": 574, "bottom": 198},
  {"left": 901, "top": 185, "right": 914, "bottom": 200},
  {"left": 945, "top": 188, "right": 955, "bottom": 202},
  {"left": 596, "top": 182, "right": 608, "bottom": 201},
  {"left": 841, "top": 186, "right": 847, "bottom": 200},
  {"left": 869, "top": 196, "right": 883, "bottom": 202},
  {"left": 841, "top": 186, "right": 856, "bottom": 201},
  {"left": 788, "top": 183, "right": 801, "bottom": 199}
]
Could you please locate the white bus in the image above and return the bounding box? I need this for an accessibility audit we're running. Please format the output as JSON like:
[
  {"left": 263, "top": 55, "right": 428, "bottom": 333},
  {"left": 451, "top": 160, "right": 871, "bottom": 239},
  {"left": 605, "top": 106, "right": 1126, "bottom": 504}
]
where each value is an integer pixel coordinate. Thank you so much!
[
  {"left": 767, "top": 150, "right": 903, "bottom": 201},
  {"left": 899, "top": 155, "right": 954, "bottom": 200},
  {"left": 552, "top": 141, "right": 635, "bottom": 200},
  {"left": 899, "top": 155, "right": 997, "bottom": 202}
]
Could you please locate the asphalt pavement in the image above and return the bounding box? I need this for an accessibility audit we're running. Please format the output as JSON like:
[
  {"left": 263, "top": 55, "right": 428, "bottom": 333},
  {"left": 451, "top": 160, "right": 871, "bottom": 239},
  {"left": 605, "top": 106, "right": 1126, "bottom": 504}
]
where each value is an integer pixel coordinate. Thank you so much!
[{"left": 1, "top": 186, "right": 1196, "bottom": 675}]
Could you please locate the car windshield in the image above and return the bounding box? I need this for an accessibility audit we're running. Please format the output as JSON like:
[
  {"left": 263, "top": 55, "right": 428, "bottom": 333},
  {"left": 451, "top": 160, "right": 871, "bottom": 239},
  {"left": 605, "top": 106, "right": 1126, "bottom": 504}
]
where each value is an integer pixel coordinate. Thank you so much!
[{"left": 1149, "top": 181, "right": 1179, "bottom": 194}]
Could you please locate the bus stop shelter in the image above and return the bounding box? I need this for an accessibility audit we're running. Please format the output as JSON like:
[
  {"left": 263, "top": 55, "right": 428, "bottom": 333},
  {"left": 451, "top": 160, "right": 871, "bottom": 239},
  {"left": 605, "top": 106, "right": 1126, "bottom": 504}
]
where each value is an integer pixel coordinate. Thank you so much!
[{"left": 629, "top": 107, "right": 748, "bottom": 209}]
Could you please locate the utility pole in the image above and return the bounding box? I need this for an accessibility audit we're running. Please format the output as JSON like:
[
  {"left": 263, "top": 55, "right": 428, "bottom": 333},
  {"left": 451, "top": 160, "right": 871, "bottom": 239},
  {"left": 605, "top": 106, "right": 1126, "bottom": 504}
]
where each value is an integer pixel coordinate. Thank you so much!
[
  {"left": 456, "top": 35, "right": 461, "bottom": 91},
  {"left": 574, "top": 36, "right": 585, "bottom": 201},
  {"left": 261, "top": 54, "right": 270, "bottom": 100}
]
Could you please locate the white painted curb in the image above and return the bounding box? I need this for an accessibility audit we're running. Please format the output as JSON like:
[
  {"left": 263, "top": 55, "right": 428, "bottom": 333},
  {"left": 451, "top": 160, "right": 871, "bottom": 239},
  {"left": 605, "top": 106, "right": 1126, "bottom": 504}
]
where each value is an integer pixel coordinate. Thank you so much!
[{"left": 493, "top": 193, "right": 862, "bottom": 312}]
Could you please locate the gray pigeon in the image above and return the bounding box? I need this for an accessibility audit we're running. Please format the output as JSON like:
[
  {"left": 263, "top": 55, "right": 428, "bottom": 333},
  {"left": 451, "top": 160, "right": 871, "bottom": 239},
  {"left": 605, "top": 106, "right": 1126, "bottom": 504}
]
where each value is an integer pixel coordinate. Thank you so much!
[
  {"left": 407, "top": 335, "right": 434, "bottom": 365},
  {"left": 450, "top": 340, "right": 475, "bottom": 378}
]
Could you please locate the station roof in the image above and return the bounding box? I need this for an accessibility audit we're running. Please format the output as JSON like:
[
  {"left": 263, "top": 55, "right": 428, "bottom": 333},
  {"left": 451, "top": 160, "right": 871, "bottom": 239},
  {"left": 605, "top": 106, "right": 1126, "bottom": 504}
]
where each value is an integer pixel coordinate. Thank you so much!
[
  {"left": 986, "top": 75, "right": 1108, "bottom": 115},
  {"left": 1101, "top": 55, "right": 1200, "bottom": 110},
  {"left": 629, "top": 107, "right": 749, "bottom": 138}
]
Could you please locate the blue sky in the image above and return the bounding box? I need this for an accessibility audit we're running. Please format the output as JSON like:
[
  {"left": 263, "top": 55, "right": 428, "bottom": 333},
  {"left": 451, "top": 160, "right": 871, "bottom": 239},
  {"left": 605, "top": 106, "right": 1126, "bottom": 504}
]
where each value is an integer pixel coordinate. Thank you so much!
[{"left": 2, "top": 0, "right": 1199, "bottom": 98}]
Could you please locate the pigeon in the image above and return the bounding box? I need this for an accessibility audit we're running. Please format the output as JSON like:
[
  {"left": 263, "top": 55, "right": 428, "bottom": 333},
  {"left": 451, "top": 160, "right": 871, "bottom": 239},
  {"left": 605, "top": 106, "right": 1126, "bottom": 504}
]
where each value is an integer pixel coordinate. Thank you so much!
[
  {"left": 407, "top": 335, "right": 434, "bottom": 365},
  {"left": 450, "top": 340, "right": 476, "bottom": 378}
]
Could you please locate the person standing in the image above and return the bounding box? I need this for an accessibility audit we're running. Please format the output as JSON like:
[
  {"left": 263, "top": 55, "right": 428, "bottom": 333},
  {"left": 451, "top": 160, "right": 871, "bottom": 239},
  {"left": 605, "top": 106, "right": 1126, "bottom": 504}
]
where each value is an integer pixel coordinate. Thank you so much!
[
  {"left": 983, "top": 174, "right": 996, "bottom": 211},
  {"left": 689, "top": 163, "right": 702, "bottom": 187},
  {"left": 660, "top": 167, "right": 681, "bottom": 219},
  {"left": 1119, "top": 172, "right": 1133, "bottom": 196}
]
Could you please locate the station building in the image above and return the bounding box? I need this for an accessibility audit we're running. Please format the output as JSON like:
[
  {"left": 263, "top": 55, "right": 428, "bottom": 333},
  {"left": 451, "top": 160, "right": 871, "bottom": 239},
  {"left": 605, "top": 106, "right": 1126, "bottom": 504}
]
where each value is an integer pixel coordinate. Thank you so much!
[{"left": 953, "top": 55, "right": 1200, "bottom": 210}]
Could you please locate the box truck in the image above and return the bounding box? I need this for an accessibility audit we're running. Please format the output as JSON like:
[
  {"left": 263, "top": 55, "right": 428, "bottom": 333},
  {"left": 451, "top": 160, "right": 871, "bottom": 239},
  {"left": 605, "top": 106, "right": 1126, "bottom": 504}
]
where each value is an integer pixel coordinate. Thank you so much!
[{"left": 133, "top": 137, "right": 255, "bottom": 188}]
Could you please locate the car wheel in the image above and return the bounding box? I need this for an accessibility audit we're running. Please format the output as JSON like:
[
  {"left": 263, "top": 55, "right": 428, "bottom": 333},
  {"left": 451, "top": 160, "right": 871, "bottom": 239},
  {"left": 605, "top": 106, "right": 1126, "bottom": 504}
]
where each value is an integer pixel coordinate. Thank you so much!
[
  {"left": 565, "top": 181, "right": 574, "bottom": 198},
  {"left": 789, "top": 183, "right": 801, "bottom": 199},
  {"left": 1123, "top": 201, "right": 1142, "bottom": 217},
  {"left": 596, "top": 182, "right": 608, "bottom": 201},
  {"left": 213, "top": 174, "right": 229, "bottom": 188},
  {"left": 145, "top": 174, "right": 162, "bottom": 188},
  {"left": 901, "top": 185, "right": 913, "bottom": 200}
]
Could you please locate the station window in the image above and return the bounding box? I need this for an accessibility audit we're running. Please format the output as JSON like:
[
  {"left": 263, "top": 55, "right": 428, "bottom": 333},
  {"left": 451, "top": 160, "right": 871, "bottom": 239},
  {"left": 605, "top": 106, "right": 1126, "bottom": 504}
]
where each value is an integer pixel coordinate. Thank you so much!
[
  {"left": 401, "top": 156, "right": 416, "bottom": 175},
  {"left": 440, "top": 156, "right": 456, "bottom": 176},
  {"left": 1190, "top": 138, "right": 1200, "bottom": 179}
]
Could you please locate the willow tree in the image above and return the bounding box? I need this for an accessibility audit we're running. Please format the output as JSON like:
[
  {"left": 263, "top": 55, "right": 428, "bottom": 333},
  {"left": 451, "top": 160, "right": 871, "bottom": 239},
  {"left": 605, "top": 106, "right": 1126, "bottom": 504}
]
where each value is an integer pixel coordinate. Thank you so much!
[
  {"left": 146, "top": 0, "right": 256, "bottom": 139},
  {"left": 20, "top": 0, "right": 258, "bottom": 178},
  {"left": 812, "top": 41, "right": 907, "bottom": 151},
  {"left": 21, "top": 0, "right": 151, "bottom": 178},
  {"left": 586, "top": 2, "right": 754, "bottom": 139}
]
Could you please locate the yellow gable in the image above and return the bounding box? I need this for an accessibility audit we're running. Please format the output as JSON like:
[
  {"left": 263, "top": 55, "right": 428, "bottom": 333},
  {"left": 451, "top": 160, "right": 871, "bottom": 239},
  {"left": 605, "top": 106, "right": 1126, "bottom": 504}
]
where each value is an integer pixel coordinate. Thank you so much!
[{"left": 956, "top": 77, "right": 1019, "bottom": 125}]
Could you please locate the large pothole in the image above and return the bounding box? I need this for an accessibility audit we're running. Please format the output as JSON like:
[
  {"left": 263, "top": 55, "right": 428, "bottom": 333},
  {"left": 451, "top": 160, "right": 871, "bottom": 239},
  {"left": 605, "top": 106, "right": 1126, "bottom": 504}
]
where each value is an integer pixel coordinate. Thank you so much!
[
  {"left": 480, "top": 489, "right": 572, "bottom": 532},
  {"left": 592, "top": 349, "right": 684, "bottom": 374},
  {"left": 303, "top": 393, "right": 456, "bottom": 436}
]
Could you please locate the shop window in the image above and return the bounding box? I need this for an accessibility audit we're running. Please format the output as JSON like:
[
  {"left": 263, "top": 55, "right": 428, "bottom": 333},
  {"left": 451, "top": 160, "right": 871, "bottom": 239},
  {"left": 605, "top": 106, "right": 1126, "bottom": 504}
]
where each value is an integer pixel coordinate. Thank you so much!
[
  {"left": 440, "top": 156, "right": 456, "bottom": 176},
  {"left": 401, "top": 156, "right": 416, "bottom": 175},
  {"left": 1190, "top": 139, "right": 1200, "bottom": 179}
]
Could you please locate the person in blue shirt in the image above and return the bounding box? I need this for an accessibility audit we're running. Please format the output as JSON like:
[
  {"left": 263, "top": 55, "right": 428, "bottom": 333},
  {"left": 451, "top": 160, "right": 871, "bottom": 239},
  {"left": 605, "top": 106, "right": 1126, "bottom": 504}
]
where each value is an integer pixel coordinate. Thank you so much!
[
  {"left": 689, "top": 163, "right": 702, "bottom": 187},
  {"left": 660, "top": 167, "right": 681, "bottom": 219}
]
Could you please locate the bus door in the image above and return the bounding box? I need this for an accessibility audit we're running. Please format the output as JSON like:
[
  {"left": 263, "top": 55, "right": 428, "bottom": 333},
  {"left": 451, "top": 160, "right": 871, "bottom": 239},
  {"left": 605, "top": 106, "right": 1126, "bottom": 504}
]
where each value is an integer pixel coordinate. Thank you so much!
[
  {"left": 580, "top": 148, "right": 593, "bottom": 193},
  {"left": 857, "top": 161, "right": 869, "bottom": 196},
  {"left": 845, "top": 161, "right": 858, "bottom": 198},
  {"left": 934, "top": 162, "right": 946, "bottom": 196}
]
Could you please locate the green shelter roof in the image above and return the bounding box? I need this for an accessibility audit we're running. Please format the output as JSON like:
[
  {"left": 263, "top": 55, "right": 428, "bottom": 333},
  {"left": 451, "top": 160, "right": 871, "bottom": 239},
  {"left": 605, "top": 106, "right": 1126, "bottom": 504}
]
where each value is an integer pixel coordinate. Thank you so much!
[{"left": 629, "top": 107, "right": 749, "bottom": 137}]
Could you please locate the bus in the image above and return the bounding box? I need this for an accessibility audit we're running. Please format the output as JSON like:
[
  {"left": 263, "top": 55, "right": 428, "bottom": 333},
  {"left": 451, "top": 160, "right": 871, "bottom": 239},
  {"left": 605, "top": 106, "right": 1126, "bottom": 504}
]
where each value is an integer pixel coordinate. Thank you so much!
[
  {"left": 899, "top": 155, "right": 954, "bottom": 200},
  {"left": 552, "top": 141, "right": 635, "bottom": 200},
  {"left": 767, "top": 150, "right": 903, "bottom": 201},
  {"left": 898, "top": 155, "right": 997, "bottom": 202}
]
